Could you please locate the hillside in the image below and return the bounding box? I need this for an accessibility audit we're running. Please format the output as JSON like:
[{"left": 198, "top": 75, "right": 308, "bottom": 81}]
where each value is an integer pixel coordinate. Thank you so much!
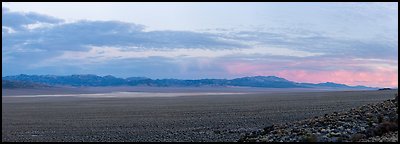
[{"left": 240, "top": 94, "right": 398, "bottom": 142}]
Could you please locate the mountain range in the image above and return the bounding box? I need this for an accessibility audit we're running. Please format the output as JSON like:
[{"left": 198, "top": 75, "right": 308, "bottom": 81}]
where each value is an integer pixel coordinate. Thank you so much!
[
  {"left": 2, "top": 79, "right": 51, "bottom": 89},
  {"left": 2, "top": 74, "right": 376, "bottom": 89}
]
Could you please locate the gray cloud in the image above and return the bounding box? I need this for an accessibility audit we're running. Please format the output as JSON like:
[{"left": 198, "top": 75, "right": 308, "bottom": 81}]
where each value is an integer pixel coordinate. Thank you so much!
[
  {"left": 2, "top": 8, "right": 64, "bottom": 31},
  {"left": 2, "top": 9, "right": 248, "bottom": 77},
  {"left": 4, "top": 6, "right": 396, "bottom": 61},
  {"left": 217, "top": 30, "right": 398, "bottom": 61},
  {"left": 3, "top": 20, "right": 247, "bottom": 54},
  {"left": 2, "top": 6, "right": 397, "bottom": 80}
]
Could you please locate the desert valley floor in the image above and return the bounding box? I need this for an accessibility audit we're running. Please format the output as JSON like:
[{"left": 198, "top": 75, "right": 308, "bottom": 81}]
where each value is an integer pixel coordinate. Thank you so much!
[{"left": 2, "top": 88, "right": 397, "bottom": 142}]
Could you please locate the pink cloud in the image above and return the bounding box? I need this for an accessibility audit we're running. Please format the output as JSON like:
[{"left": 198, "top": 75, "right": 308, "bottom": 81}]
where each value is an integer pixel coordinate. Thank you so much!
[
  {"left": 276, "top": 69, "right": 398, "bottom": 88},
  {"left": 222, "top": 60, "right": 398, "bottom": 88},
  {"left": 225, "top": 62, "right": 263, "bottom": 75}
]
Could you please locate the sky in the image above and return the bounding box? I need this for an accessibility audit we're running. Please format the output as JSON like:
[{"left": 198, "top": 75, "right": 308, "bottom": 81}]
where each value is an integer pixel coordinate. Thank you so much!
[{"left": 2, "top": 2, "right": 398, "bottom": 87}]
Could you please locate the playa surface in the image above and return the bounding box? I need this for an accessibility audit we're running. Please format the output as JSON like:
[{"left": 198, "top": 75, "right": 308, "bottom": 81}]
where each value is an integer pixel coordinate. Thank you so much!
[{"left": 2, "top": 88, "right": 397, "bottom": 142}]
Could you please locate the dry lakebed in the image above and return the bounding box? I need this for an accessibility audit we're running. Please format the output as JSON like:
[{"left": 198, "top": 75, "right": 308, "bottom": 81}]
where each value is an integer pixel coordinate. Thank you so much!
[{"left": 2, "top": 88, "right": 397, "bottom": 142}]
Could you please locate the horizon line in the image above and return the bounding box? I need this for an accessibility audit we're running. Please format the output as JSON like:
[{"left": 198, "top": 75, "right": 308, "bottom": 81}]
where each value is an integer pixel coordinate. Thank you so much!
[{"left": 3, "top": 73, "right": 392, "bottom": 88}]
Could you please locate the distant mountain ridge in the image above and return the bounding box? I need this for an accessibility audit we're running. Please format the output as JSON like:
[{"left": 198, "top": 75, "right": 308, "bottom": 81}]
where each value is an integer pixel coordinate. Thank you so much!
[
  {"left": 2, "top": 79, "right": 51, "bottom": 89},
  {"left": 2, "top": 74, "right": 376, "bottom": 89}
]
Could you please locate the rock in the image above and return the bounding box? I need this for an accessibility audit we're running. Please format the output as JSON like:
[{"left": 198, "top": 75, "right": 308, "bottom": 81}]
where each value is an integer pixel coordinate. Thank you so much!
[
  {"left": 331, "top": 137, "right": 341, "bottom": 142},
  {"left": 239, "top": 95, "right": 399, "bottom": 142},
  {"left": 366, "top": 112, "right": 373, "bottom": 117},
  {"left": 360, "top": 127, "right": 366, "bottom": 132}
]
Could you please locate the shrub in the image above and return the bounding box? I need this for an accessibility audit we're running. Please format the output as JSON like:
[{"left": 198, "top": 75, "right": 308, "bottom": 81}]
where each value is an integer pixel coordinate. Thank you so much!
[
  {"left": 350, "top": 133, "right": 366, "bottom": 142},
  {"left": 262, "top": 125, "right": 274, "bottom": 135},
  {"left": 372, "top": 121, "right": 398, "bottom": 136},
  {"left": 302, "top": 134, "right": 317, "bottom": 142},
  {"left": 368, "top": 120, "right": 373, "bottom": 127},
  {"left": 213, "top": 130, "right": 221, "bottom": 134},
  {"left": 378, "top": 115, "right": 383, "bottom": 123}
]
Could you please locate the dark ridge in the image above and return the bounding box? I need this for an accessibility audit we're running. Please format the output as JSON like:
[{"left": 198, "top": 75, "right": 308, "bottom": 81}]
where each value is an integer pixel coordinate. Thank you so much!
[
  {"left": 2, "top": 74, "right": 377, "bottom": 89},
  {"left": 2, "top": 80, "right": 52, "bottom": 89}
]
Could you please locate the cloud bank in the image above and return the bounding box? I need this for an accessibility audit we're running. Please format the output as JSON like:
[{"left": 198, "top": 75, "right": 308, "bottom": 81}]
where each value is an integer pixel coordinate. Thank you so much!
[{"left": 2, "top": 3, "right": 398, "bottom": 87}]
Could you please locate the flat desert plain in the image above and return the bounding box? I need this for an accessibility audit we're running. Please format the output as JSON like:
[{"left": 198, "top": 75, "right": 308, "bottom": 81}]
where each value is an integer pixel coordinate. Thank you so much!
[{"left": 2, "top": 88, "right": 397, "bottom": 142}]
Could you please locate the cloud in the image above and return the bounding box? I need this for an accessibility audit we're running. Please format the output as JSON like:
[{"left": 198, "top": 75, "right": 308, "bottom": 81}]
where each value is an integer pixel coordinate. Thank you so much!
[
  {"left": 23, "top": 22, "right": 57, "bottom": 30},
  {"left": 217, "top": 30, "right": 398, "bottom": 61},
  {"left": 2, "top": 26, "right": 16, "bottom": 34},
  {"left": 223, "top": 55, "right": 397, "bottom": 73},
  {"left": 2, "top": 7, "right": 63, "bottom": 31},
  {"left": 276, "top": 69, "right": 398, "bottom": 88},
  {"left": 219, "top": 54, "right": 398, "bottom": 87},
  {"left": 48, "top": 45, "right": 323, "bottom": 62},
  {"left": 2, "top": 6, "right": 9, "bottom": 13},
  {"left": 2, "top": 5, "right": 398, "bottom": 87},
  {"left": 3, "top": 5, "right": 396, "bottom": 61},
  {"left": 3, "top": 20, "right": 247, "bottom": 54}
]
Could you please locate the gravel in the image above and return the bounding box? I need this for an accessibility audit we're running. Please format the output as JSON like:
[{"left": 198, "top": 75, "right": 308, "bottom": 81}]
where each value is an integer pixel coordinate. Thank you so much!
[
  {"left": 359, "top": 131, "right": 398, "bottom": 142},
  {"left": 240, "top": 93, "right": 398, "bottom": 142},
  {"left": 2, "top": 90, "right": 397, "bottom": 142}
]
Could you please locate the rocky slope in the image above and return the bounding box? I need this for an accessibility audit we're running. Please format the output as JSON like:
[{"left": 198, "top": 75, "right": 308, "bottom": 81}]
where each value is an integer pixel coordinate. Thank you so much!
[
  {"left": 359, "top": 131, "right": 398, "bottom": 142},
  {"left": 239, "top": 94, "right": 398, "bottom": 142}
]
